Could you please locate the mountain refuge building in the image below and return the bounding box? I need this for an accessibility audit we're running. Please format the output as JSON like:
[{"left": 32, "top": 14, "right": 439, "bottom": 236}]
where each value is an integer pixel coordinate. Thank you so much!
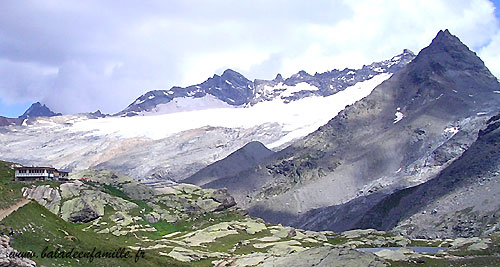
[{"left": 14, "top": 166, "right": 70, "bottom": 182}]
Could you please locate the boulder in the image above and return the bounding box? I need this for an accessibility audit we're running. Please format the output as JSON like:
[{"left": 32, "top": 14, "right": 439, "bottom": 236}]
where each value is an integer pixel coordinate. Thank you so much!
[
  {"left": 23, "top": 185, "right": 61, "bottom": 214},
  {"left": 209, "top": 188, "right": 236, "bottom": 210},
  {"left": 0, "top": 235, "right": 37, "bottom": 267}
]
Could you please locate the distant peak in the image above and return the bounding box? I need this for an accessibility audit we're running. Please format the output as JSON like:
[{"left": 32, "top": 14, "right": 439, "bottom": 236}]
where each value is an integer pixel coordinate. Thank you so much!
[
  {"left": 19, "top": 102, "right": 61, "bottom": 119},
  {"left": 402, "top": 49, "right": 414, "bottom": 55},
  {"left": 274, "top": 73, "right": 284, "bottom": 82},
  {"left": 222, "top": 69, "right": 242, "bottom": 77}
]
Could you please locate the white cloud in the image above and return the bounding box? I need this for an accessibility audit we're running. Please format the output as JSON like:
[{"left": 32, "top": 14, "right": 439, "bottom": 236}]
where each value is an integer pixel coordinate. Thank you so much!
[
  {"left": 0, "top": 0, "right": 498, "bottom": 115},
  {"left": 479, "top": 30, "right": 500, "bottom": 78}
]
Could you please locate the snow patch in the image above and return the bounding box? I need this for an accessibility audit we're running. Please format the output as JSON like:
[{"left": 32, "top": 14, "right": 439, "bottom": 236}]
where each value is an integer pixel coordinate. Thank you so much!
[
  {"left": 137, "top": 95, "right": 233, "bottom": 116},
  {"left": 393, "top": 111, "right": 404, "bottom": 124},
  {"left": 134, "top": 99, "right": 146, "bottom": 105},
  {"left": 444, "top": 127, "right": 459, "bottom": 135},
  {"left": 70, "top": 74, "right": 392, "bottom": 145},
  {"left": 262, "top": 82, "right": 319, "bottom": 98}
]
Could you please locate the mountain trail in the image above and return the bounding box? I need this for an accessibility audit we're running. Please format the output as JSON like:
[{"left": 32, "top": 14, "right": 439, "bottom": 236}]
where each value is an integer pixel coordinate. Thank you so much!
[{"left": 0, "top": 198, "right": 30, "bottom": 221}]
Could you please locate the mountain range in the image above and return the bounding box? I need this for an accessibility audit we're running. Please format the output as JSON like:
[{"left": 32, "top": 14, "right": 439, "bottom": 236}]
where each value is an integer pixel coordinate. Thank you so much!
[
  {"left": 182, "top": 30, "right": 500, "bottom": 239},
  {"left": 0, "top": 46, "right": 414, "bottom": 183},
  {"left": 116, "top": 49, "right": 414, "bottom": 116},
  {"left": 1, "top": 30, "right": 499, "bottom": 242}
]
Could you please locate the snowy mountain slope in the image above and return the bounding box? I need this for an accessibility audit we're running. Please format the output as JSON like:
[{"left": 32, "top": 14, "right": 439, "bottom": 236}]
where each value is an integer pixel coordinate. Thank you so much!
[
  {"left": 116, "top": 69, "right": 254, "bottom": 116},
  {"left": 116, "top": 50, "right": 415, "bottom": 116},
  {"left": 0, "top": 73, "right": 391, "bottom": 181},
  {"left": 197, "top": 30, "right": 500, "bottom": 231},
  {"left": 69, "top": 73, "right": 392, "bottom": 148},
  {"left": 0, "top": 50, "right": 412, "bottom": 182},
  {"left": 252, "top": 49, "right": 415, "bottom": 104}
]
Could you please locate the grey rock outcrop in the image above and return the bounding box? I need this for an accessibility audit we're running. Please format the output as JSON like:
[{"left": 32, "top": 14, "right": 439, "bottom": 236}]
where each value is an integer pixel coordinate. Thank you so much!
[
  {"left": 217, "top": 246, "right": 388, "bottom": 267},
  {"left": 0, "top": 235, "right": 36, "bottom": 267},
  {"left": 22, "top": 185, "right": 61, "bottom": 214}
]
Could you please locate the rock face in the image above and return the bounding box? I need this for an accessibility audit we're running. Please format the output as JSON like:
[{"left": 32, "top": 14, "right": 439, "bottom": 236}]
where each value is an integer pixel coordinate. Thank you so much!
[
  {"left": 22, "top": 185, "right": 62, "bottom": 214},
  {"left": 182, "top": 141, "right": 274, "bottom": 186},
  {"left": 199, "top": 30, "right": 500, "bottom": 234},
  {"left": 352, "top": 112, "right": 500, "bottom": 238},
  {"left": 0, "top": 116, "right": 22, "bottom": 127},
  {"left": 18, "top": 102, "right": 61, "bottom": 119},
  {"left": 23, "top": 182, "right": 138, "bottom": 223},
  {"left": 116, "top": 69, "right": 254, "bottom": 116},
  {"left": 116, "top": 51, "right": 414, "bottom": 117}
]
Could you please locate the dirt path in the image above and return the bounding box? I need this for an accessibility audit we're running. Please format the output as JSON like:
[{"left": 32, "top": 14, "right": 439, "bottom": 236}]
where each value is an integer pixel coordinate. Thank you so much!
[{"left": 0, "top": 198, "right": 30, "bottom": 221}]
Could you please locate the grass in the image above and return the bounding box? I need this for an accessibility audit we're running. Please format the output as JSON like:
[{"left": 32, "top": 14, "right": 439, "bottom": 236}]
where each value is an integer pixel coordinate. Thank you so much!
[
  {"left": 2, "top": 201, "right": 189, "bottom": 267},
  {"left": 0, "top": 160, "right": 23, "bottom": 209},
  {"left": 102, "top": 184, "right": 153, "bottom": 214}
]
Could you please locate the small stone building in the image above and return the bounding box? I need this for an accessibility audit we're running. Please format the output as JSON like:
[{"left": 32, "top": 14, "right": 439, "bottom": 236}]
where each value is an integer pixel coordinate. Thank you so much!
[{"left": 14, "top": 167, "right": 70, "bottom": 182}]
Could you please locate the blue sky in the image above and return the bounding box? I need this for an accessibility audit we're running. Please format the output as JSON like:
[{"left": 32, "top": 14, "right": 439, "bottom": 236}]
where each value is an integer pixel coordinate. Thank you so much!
[{"left": 1, "top": 0, "right": 500, "bottom": 118}]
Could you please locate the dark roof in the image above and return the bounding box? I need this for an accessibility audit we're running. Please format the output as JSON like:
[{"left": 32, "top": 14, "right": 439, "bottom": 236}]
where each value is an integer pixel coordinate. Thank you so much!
[
  {"left": 15, "top": 166, "right": 57, "bottom": 171},
  {"left": 14, "top": 166, "right": 70, "bottom": 173}
]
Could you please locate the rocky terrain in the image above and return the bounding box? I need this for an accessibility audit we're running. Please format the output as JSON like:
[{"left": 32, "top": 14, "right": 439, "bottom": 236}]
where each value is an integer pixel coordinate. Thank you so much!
[
  {"left": 0, "top": 235, "right": 36, "bottom": 267},
  {"left": 117, "top": 50, "right": 414, "bottom": 116},
  {"left": 2, "top": 29, "right": 500, "bottom": 266},
  {"left": 3, "top": 163, "right": 500, "bottom": 266},
  {"left": 0, "top": 117, "right": 286, "bottom": 181},
  {"left": 0, "top": 52, "right": 404, "bottom": 182},
  {"left": 351, "top": 111, "right": 500, "bottom": 239},
  {"left": 194, "top": 30, "right": 500, "bottom": 237}
]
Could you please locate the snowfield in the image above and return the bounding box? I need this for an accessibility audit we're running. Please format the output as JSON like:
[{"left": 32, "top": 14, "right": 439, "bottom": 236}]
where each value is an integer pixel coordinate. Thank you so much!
[{"left": 70, "top": 73, "right": 391, "bottom": 148}]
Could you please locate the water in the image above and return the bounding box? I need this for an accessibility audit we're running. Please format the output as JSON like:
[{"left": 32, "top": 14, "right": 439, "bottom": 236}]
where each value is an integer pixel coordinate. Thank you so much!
[{"left": 358, "top": 246, "right": 448, "bottom": 254}]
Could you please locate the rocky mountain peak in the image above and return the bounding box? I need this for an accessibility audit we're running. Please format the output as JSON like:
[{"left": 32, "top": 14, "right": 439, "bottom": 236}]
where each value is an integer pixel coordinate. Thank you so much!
[
  {"left": 19, "top": 102, "right": 61, "bottom": 119},
  {"left": 413, "top": 29, "right": 491, "bottom": 74},
  {"left": 221, "top": 69, "right": 245, "bottom": 79}
]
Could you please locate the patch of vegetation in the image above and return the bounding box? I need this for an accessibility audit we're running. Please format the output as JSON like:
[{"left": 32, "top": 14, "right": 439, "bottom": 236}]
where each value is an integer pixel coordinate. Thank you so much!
[
  {"left": 0, "top": 160, "right": 23, "bottom": 209},
  {"left": 2, "top": 201, "right": 189, "bottom": 267},
  {"left": 102, "top": 184, "right": 152, "bottom": 213}
]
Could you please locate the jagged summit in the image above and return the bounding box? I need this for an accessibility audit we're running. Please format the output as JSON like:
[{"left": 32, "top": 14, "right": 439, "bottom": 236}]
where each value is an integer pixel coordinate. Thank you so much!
[
  {"left": 116, "top": 50, "right": 416, "bottom": 116},
  {"left": 19, "top": 102, "right": 61, "bottom": 119},
  {"left": 413, "top": 29, "right": 492, "bottom": 74}
]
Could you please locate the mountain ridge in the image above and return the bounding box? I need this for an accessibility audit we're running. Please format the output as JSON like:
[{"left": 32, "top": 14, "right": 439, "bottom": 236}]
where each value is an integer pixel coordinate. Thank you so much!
[
  {"left": 191, "top": 30, "right": 500, "bottom": 236},
  {"left": 18, "top": 102, "right": 61, "bottom": 119},
  {"left": 115, "top": 50, "right": 415, "bottom": 116}
]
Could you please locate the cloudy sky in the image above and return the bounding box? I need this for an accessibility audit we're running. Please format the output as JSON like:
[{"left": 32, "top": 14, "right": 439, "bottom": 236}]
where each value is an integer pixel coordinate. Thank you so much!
[{"left": 1, "top": 0, "right": 500, "bottom": 117}]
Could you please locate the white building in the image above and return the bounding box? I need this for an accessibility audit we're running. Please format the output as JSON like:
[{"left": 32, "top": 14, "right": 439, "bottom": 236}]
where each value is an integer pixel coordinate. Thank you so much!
[{"left": 14, "top": 167, "right": 69, "bottom": 182}]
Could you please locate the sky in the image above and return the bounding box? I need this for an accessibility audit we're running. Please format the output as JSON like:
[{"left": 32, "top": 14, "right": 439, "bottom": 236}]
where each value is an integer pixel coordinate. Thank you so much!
[{"left": 1, "top": 0, "right": 500, "bottom": 117}]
